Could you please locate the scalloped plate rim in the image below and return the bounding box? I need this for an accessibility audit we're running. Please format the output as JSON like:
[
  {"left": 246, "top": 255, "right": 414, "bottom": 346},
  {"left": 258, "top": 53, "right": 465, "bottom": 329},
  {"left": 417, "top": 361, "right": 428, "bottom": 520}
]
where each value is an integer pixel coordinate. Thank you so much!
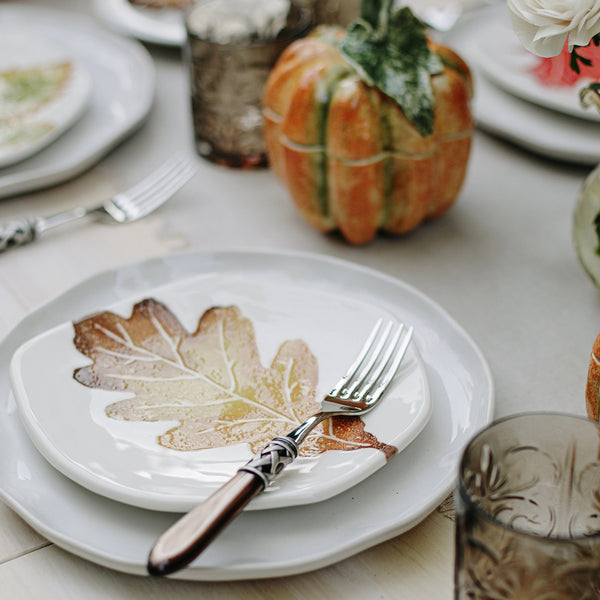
[{"left": 0, "top": 248, "right": 494, "bottom": 580}]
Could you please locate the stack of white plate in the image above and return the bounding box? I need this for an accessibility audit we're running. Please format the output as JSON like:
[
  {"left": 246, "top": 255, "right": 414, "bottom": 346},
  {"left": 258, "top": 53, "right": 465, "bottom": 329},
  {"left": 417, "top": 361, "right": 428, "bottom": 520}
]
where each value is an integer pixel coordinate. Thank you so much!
[
  {"left": 445, "top": 4, "right": 600, "bottom": 165},
  {"left": 0, "top": 249, "right": 494, "bottom": 580},
  {"left": 0, "top": 4, "right": 155, "bottom": 199}
]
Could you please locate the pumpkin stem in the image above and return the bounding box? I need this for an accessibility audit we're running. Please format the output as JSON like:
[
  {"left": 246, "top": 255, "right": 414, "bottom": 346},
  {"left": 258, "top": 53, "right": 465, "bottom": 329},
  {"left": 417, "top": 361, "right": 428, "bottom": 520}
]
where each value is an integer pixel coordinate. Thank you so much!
[
  {"left": 360, "top": 0, "right": 392, "bottom": 36},
  {"left": 339, "top": 2, "right": 444, "bottom": 137}
]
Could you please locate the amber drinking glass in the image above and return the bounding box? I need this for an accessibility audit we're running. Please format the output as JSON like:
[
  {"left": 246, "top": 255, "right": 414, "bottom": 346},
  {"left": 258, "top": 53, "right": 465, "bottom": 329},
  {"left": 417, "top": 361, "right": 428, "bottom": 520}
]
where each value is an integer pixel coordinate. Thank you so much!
[{"left": 455, "top": 412, "right": 600, "bottom": 600}]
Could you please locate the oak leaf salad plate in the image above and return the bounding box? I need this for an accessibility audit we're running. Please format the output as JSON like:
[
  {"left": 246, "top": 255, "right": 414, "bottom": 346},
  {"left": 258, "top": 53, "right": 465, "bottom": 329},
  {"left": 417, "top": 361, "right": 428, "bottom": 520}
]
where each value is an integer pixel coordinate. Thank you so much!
[
  {"left": 10, "top": 271, "right": 430, "bottom": 512},
  {"left": 0, "top": 30, "right": 92, "bottom": 168}
]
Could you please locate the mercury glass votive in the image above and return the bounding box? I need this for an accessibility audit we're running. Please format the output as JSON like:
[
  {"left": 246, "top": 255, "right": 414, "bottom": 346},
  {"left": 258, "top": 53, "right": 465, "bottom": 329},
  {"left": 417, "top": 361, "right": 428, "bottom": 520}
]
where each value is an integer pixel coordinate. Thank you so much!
[
  {"left": 184, "top": 0, "right": 310, "bottom": 168},
  {"left": 312, "top": 0, "right": 360, "bottom": 26},
  {"left": 455, "top": 412, "right": 600, "bottom": 599}
]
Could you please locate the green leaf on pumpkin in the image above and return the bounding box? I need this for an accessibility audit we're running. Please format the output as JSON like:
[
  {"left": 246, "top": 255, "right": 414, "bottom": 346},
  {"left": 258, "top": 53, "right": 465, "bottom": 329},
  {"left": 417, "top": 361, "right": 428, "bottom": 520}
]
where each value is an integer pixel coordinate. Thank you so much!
[{"left": 339, "top": 0, "right": 443, "bottom": 137}]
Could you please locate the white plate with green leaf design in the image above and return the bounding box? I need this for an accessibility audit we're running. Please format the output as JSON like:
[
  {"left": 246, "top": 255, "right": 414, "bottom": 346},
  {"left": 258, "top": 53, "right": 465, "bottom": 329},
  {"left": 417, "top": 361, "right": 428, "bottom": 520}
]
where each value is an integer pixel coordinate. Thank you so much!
[
  {"left": 0, "top": 31, "right": 92, "bottom": 168},
  {"left": 10, "top": 270, "right": 431, "bottom": 512},
  {"left": 0, "top": 4, "right": 154, "bottom": 198}
]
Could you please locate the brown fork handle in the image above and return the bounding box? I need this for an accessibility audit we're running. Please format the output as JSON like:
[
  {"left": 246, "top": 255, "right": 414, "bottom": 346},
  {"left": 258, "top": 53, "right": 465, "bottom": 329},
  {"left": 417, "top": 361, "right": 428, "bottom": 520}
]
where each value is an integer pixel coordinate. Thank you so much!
[
  {"left": 147, "top": 471, "right": 264, "bottom": 577},
  {"left": 148, "top": 435, "right": 299, "bottom": 576}
]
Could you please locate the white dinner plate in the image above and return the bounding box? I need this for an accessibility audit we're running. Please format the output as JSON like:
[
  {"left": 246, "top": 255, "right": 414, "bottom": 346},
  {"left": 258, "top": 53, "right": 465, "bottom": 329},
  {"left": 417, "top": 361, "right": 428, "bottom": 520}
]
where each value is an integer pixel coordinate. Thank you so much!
[
  {"left": 0, "top": 31, "right": 92, "bottom": 168},
  {"left": 10, "top": 272, "right": 431, "bottom": 512},
  {"left": 0, "top": 4, "right": 155, "bottom": 199},
  {"left": 444, "top": 5, "right": 600, "bottom": 165},
  {"left": 94, "top": 0, "right": 186, "bottom": 47},
  {"left": 473, "top": 13, "right": 600, "bottom": 122},
  {"left": 0, "top": 250, "right": 493, "bottom": 580}
]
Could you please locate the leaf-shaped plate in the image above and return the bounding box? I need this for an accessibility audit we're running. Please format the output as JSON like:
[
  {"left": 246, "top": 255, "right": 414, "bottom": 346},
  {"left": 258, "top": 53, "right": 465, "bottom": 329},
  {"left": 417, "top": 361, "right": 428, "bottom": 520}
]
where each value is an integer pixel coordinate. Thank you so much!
[
  {"left": 0, "top": 30, "right": 92, "bottom": 168},
  {"left": 10, "top": 271, "right": 430, "bottom": 512}
]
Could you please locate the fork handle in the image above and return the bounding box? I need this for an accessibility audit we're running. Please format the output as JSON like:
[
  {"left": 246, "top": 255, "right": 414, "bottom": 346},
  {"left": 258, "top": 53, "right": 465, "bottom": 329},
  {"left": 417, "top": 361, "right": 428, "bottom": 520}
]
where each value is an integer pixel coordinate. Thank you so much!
[
  {"left": 0, "top": 207, "right": 93, "bottom": 253},
  {"left": 147, "top": 436, "right": 299, "bottom": 577},
  {"left": 0, "top": 218, "right": 37, "bottom": 252}
]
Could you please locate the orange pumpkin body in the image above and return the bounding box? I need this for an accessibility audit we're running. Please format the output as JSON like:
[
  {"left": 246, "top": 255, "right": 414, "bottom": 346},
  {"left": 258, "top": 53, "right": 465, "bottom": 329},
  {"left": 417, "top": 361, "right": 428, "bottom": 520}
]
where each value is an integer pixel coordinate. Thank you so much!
[{"left": 263, "top": 26, "right": 474, "bottom": 245}]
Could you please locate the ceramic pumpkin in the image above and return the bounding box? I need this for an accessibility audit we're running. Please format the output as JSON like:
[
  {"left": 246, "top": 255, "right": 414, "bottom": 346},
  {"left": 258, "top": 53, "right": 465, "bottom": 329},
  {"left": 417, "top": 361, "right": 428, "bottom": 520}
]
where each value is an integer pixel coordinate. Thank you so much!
[{"left": 262, "top": 5, "right": 473, "bottom": 245}]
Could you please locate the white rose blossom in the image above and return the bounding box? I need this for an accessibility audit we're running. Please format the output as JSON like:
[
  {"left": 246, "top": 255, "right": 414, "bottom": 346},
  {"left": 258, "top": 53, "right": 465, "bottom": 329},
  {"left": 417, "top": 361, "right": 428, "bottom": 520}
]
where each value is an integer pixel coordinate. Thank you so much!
[{"left": 507, "top": 0, "right": 600, "bottom": 57}]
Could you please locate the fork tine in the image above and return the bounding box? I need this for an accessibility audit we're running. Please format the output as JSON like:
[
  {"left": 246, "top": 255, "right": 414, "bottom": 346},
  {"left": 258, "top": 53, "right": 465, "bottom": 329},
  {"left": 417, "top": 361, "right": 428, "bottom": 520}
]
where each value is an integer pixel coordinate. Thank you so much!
[
  {"left": 329, "top": 318, "right": 383, "bottom": 396},
  {"left": 354, "top": 323, "right": 405, "bottom": 398},
  {"left": 127, "top": 158, "right": 195, "bottom": 207},
  {"left": 110, "top": 158, "right": 196, "bottom": 222},
  {"left": 117, "top": 158, "right": 194, "bottom": 208},
  {"left": 341, "top": 321, "right": 395, "bottom": 399},
  {"left": 357, "top": 325, "right": 413, "bottom": 404},
  {"left": 128, "top": 161, "right": 196, "bottom": 215},
  {"left": 119, "top": 155, "right": 192, "bottom": 203}
]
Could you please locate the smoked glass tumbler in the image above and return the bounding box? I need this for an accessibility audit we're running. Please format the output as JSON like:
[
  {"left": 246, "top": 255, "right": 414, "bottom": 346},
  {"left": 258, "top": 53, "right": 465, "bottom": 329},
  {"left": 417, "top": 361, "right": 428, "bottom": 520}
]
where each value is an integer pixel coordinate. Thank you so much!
[
  {"left": 184, "top": 0, "right": 310, "bottom": 168},
  {"left": 455, "top": 412, "right": 600, "bottom": 600}
]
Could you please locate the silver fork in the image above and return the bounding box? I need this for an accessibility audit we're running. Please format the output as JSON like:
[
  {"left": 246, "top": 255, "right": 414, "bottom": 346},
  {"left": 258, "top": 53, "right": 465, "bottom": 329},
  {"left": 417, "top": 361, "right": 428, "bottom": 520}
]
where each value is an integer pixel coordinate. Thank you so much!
[
  {"left": 0, "top": 155, "right": 197, "bottom": 253},
  {"left": 147, "top": 319, "right": 414, "bottom": 577}
]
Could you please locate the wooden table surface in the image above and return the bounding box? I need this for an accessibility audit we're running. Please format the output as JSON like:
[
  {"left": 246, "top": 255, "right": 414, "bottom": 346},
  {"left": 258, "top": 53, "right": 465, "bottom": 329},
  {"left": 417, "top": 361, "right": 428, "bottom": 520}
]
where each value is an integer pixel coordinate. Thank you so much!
[{"left": 0, "top": 1, "right": 598, "bottom": 597}]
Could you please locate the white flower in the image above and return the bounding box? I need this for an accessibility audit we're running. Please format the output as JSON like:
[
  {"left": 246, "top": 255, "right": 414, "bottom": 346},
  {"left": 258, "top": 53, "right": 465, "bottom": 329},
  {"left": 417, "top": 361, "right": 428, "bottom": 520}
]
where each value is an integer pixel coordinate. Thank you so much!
[{"left": 507, "top": 0, "right": 600, "bottom": 57}]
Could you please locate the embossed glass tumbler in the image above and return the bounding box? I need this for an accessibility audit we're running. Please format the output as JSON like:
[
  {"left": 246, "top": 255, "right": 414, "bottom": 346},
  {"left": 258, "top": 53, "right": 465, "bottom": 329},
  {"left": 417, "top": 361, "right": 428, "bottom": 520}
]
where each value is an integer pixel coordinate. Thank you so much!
[
  {"left": 184, "top": 0, "right": 310, "bottom": 168},
  {"left": 455, "top": 413, "right": 600, "bottom": 600}
]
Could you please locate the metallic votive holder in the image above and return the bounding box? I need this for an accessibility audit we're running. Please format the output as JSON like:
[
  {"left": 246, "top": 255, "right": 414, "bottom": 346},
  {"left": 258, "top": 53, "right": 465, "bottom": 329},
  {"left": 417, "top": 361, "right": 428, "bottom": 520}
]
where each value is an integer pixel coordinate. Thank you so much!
[
  {"left": 312, "top": 0, "right": 360, "bottom": 26},
  {"left": 184, "top": 1, "right": 310, "bottom": 168},
  {"left": 455, "top": 412, "right": 600, "bottom": 599}
]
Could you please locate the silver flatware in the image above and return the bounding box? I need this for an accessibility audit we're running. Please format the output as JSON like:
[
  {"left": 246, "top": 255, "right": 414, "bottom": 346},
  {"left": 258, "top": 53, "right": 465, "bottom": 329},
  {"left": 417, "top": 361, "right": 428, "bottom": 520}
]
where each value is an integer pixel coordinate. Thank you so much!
[
  {"left": 147, "top": 319, "right": 414, "bottom": 577},
  {"left": 0, "top": 155, "right": 197, "bottom": 252}
]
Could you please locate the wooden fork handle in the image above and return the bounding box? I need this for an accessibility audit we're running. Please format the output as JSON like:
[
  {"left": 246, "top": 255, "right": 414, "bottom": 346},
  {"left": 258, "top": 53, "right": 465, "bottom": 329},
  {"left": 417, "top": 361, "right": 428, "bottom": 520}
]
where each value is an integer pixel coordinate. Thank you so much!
[
  {"left": 0, "top": 218, "right": 36, "bottom": 252},
  {"left": 147, "top": 436, "right": 299, "bottom": 577},
  {"left": 147, "top": 471, "right": 264, "bottom": 577}
]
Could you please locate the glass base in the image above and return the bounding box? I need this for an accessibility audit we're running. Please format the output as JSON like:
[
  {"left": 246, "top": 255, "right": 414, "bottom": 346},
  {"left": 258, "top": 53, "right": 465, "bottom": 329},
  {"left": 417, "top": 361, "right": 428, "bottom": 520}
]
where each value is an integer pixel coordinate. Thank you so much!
[{"left": 195, "top": 140, "right": 267, "bottom": 169}]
